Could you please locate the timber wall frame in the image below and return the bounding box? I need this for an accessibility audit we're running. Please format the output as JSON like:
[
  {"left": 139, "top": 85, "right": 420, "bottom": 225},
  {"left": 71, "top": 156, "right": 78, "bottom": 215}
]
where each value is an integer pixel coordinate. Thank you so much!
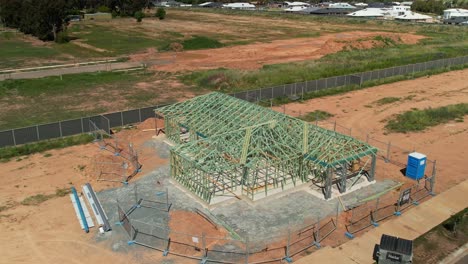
[{"left": 157, "top": 92, "right": 377, "bottom": 203}]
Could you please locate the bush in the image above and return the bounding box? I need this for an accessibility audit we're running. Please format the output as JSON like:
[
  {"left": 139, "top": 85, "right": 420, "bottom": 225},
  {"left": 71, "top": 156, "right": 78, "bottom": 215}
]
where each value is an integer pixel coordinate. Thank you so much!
[
  {"left": 385, "top": 103, "right": 468, "bottom": 133},
  {"left": 55, "top": 31, "right": 70, "bottom": 43},
  {"left": 134, "top": 11, "right": 144, "bottom": 22},
  {"left": 97, "top": 5, "right": 110, "bottom": 13},
  {"left": 156, "top": 7, "right": 166, "bottom": 20}
]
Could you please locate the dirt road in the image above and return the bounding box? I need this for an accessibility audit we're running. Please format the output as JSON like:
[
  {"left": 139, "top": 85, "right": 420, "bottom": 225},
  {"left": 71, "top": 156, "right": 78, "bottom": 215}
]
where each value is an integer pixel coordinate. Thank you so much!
[{"left": 0, "top": 62, "right": 142, "bottom": 81}]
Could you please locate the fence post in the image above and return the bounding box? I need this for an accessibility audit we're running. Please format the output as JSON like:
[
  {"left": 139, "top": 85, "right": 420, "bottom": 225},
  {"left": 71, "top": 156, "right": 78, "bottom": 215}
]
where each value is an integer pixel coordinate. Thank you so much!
[
  {"left": 134, "top": 183, "right": 138, "bottom": 205},
  {"left": 333, "top": 121, "right": 337, "bottom": 132},
  {"left": 385, "top": 141, "right": 391, "bottom": 163},
  {"left": 284, "top": 228, "right": 292, "bottom": 263},
  {"left": 35, "top": 125, "right": 40, "bottom": 141},
  {"left": 120, "top": 111, "right": 124, "bottom": 127},
  {"left": 59, "top": 121, "right": 63, "bottom": 137},
  {"left": 430, "top": 160, "right": 436, "bottom": 196},
  {"left": 372, "top": 198, "right": 380, "bottom": 226},
  {"left": 366, "top": 133, "right": 369, "bottom": 143},
  {"left": 166, "top": 187, "right": 170, "bottom": 211},
  {"left": 313, "top": 216, "right": 321, "bottom": 248},
  {"left": 12, "top": 129, "right": 16, "bottom": 146},
  {"left": 301, "top": 83, "right": 304, "bottom": 100},
  {"left": 245, "top": 236, "right": 249, "bottom": 264},
  {"left": 395, "top": 190, "right": 403, "bottom": 216},
  {"left": 201, "top": 233, "right": 208, "bottom": 262}
]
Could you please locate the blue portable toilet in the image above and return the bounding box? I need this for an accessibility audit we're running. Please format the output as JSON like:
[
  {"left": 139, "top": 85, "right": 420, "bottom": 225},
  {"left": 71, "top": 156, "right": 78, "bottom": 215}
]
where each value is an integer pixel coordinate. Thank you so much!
[{"left": 406, "top": 152, "right": 426, "bottom": 180}]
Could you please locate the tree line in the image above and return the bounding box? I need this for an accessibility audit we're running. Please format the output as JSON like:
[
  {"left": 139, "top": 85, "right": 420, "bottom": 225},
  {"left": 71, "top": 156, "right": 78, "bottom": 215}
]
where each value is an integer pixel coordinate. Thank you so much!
[{"left": 0, "top": 0, "right": 149, "bottom": 41}]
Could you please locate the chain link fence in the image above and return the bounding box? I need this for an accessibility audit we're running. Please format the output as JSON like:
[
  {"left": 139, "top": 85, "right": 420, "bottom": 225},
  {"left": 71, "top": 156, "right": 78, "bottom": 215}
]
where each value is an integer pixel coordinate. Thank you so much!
[
  {"left": 117, "top": 191, "right": 340, "bottom": 264},
  {"left": 1, "top": 56, "right": 467, "bottom": 148},
  {"left": 345, "top": 174, "right": 435, "bottom": 238}
]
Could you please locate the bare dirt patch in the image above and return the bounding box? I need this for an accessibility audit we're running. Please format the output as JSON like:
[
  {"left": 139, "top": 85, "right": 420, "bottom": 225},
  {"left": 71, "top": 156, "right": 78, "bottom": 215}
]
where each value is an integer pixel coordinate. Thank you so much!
[
  {"left": 71, "top": 40, "right": 109, "bottom": 53},
  {"left": 133, "top": 31, "right": 424, "bottom": 72}
]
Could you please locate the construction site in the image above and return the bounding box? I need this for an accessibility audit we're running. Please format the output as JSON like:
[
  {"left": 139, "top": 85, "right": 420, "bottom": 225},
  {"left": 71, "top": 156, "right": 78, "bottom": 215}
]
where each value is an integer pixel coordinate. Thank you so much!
[
  {"left": 79, "top": 91, "right": 436, "bottom": 263},
  {"left": 157, "top": 92, "right": 378, "bottom": 203},
  {"left": 1, "top": 69, "right": 467, "bottom": 264}
]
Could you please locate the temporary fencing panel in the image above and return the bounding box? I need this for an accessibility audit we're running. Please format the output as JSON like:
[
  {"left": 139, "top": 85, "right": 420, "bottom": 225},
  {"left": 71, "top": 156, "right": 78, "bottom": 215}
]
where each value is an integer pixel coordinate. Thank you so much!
[{"left": 38, "top": 123, "right": 61, "bottom": 140}]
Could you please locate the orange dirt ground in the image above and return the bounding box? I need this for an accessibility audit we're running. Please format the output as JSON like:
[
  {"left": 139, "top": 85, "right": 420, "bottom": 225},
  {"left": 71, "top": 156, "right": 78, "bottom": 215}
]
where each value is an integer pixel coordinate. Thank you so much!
[
  {"left": 0, "top": 70, "right": 467, "bottom": 263},
  {"left": 130, "top": 31, "right": 424, "bottom": 72}
]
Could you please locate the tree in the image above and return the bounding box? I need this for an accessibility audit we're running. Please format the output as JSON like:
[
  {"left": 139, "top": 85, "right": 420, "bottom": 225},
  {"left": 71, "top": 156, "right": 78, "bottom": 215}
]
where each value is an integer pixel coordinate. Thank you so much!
[
  {"left": 134, "top": 11, "right": 144, "bottom": 22},
  {"left": 0, "top": 0, "right": 67, "bottom": 41},
  {"left": 412, "top": 0, "right": 446, "bottom": 15},
  {"left": 155, "top": 7, "right": 166, "bottom": 20}
]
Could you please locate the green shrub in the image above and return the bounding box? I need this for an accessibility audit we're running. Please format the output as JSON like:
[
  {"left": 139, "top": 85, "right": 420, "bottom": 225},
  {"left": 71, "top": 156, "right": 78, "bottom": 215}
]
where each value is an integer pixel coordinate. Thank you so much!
[
  {"left": 181, "top": 36, "right": 224, "bottom": 50},
  {"left": 134, "top": 11, "right": 145, "bottom": 22},
  {"left": 156, "top": 7, "right": 166, "bottom": 20},
  {"left": 299, "top": 110, "right": 334, "bottom": 122},
  {"left": 375, "top": 97, "right": 400, "bottom": 105},
  {"left": 97, "top": 5, "right": 110, "bottom": 13},
  {"left": 55, "top": 31, "right": 70, "bottom": 43},
  {"left": 385, "top": 103, "right": 468, "bottom": 133},
  {"left": 21, "top": 194, "right": 55, "bottom": 206}
]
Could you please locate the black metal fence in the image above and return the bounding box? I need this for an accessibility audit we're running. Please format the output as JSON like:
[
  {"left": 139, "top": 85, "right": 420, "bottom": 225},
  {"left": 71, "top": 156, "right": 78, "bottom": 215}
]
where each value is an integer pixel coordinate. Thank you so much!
[
  {"left": 1, "top": 55, "right": 467, "bottom": 148},
  {"left": 0, "top": 105, "right": 167, "bottom": 148},
  {"left": 230, "top": 56, "right": 468, "bottom": 102}
]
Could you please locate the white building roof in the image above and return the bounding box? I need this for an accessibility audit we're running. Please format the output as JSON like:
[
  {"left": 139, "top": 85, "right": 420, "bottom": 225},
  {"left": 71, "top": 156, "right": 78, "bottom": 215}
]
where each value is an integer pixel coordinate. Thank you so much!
[
  {"left": 284, "top": 6, "right": 308, "bottom": 12},
  {"left": 224, "top": 2, "right": 256, "bottom": 8},
  {"left": 348, "top": 8, "right": 385, "bottom": 17},
  {"left": 285, "top": 1, "right": 310, "bottom": 6},
  {"left": 199, "top": 2, "right": 213, "bottom": 6},
  {"left": 395, "top": 12, "right": 431, "bottom": 20}
]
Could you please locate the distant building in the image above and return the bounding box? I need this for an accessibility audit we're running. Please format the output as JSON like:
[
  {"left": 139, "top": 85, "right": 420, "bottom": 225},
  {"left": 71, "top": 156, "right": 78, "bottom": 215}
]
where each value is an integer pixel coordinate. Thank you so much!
[
  {"left": 198, "top": 2, "right": 224, "bottom": 8},
  {"left": 223, "top": 2, "right": 256, "bottom": 10},
  {"left": 300, "top": 2, "right": 356, "bottom": 15},
  {"left": 84, "top": 12, "right": 112, "bottom": 21},
  {"left": 395, "top": 12, "right": 432, "bottom": 22},
  {"left": 443, "top": 8, "right": 468, "bottom": 24},
  {"left": 347, "top": 8, "right": 385, "bottom": 18},
  {"left": 354, "top": 2, "right": 369, "bottom": 8}
]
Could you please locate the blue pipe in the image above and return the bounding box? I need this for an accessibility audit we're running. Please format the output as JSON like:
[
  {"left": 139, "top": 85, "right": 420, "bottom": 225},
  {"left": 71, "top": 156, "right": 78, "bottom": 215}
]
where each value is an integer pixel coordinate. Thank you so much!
[{"left": 71, "top": 187, "right": 89, "bottom": 233}]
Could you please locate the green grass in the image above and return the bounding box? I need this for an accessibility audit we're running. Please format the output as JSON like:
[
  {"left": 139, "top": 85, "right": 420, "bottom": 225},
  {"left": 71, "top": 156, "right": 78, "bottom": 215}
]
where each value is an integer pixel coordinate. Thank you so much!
[
  {"left": 67, "top": 24, "right": 163, "bottom": 55},
  {"left": 21, "top": 194, "right": 55, "bottom": 206},
  {"left": 20, "top": 188, "right": 72, "bottom": 206},
  {"left": 181, "top": 45, "right": 467, "bottom": 93},
  {"left": 298, "top": 110, "right": 334, "bottom": 122},
  {"left": 181, "top": 36, "right": 224, "bottom": 50},
  {"left": 0, "top": 134, "right": 94, "bottom": 162},
  {"left": 385, "top": 103, "right": 468, "bottom": 133},
  {"left": 0, "top": 34, "right": 61, "bottom": 69},
  {"left": 375, "top": 97, "right": 401, "bottom": 105},
  {"left": 257, "top": 64, "right": 467, "bottom": 107},
  {"left": 0, "top": 71, "right": 154, "bottom": 129}
]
